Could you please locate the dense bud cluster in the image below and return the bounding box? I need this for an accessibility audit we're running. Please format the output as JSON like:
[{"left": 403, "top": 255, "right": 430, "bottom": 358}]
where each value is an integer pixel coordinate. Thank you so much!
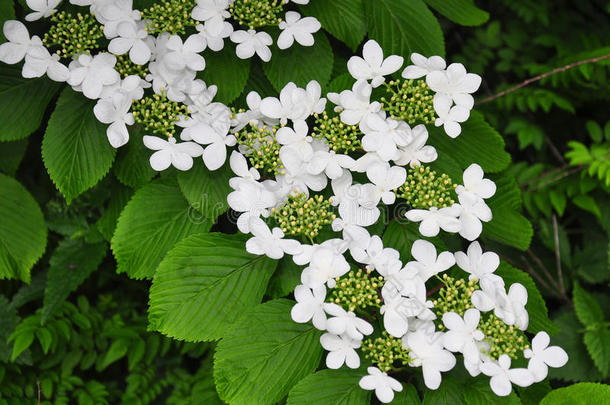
[
  {"left": 479, "top": 315, "right": 530, "bottom": 360},
  {"left": 230, "top": 0, "right": 284, "bottom": 29},
  {"left": 131, "top": 92, "right": 189, "bottom": 137},
  {"left": 329, "top": 269, "right": 383, "bottom": 312},
  {"left": 381, "top": 79, "right": 436, "bottom": 125},
  {"left": 271, "top": 192, "right": 335, "bottom": 240},
  {"left": 313, "top": 112, "right": 362, "bottom": 153},
  {"left": 362, "top": 332, "right": 412, "bottom": 372},
  {"left": 141, "top": 0, "right": 198, "bottom": 35},
  {"left": 235, "top": 124, "right": 283, "bottom": 175},
  {"left": 43, "top": 12, "right": 104, "bottom": 58},
  {"left": 396, "top": 165, "right": 456, "bottom": 209},
  {"left": 115, "top": 55, "right": 149, "bottom": 78},
  {"left": 432, "top": 274, "right": 478, "bottom": 317}
]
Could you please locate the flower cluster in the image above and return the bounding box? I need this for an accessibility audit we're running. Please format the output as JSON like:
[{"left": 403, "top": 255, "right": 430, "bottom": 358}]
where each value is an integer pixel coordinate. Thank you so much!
[
  {"left": 224, "top": 39, "right": 568, "bottom": 402},
  {"left": 0, "top": 0, "right": 322, "bottom": 171}
]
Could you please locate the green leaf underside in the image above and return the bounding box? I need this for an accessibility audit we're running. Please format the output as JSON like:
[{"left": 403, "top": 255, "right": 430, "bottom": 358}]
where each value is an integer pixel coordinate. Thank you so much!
[
  {"left": 301, "top": 0, "right": 367, "bottom": 51},
  {"left": 286, "top": 368, "right": 371, "bottom": 405},
  {"left": 214, "top": 299, "right": 323, "bottom": 405},
  {"left": 423, "top": 0, "right": 489, "bottom": 26},
  {"left": 364, "top": 0, "right": 445, "bottom": 59},
  {"left": 0, "top": 65, "right": 62, "bottom": 141},
  {"left": 0, "top": 174, "right": 47, "bottom": 282},
  {"left": 111, "top": 177, "right": 212, "bottom": 279},
  {"left": 148, "top": 232, "right": 277, "bottom": 341},
  {"left": 264, "top": 31, "right": 334, "bottom": 92},
  {"left": 42, "top": 88, "right": 116, "bottom": 203}
]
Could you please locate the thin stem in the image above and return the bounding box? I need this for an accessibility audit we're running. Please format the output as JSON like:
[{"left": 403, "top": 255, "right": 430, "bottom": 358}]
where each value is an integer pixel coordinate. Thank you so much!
[
  {"left": 552, "top": 214, "right": 566, "bottom": 295},
  {"left": 477, "top": 53, "right": 610, "bottom": 105}
]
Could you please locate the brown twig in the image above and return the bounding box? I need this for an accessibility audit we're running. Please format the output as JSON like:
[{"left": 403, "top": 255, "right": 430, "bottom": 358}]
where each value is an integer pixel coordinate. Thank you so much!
[
  {"left": 477, "top": 53, "right": 610, "bottom": 105},
  {"left": 37, "top": 380, "right": 41, "bottom": 405},
  {"left": 552, "top": 214, "right": 566, "bottom": 295}
]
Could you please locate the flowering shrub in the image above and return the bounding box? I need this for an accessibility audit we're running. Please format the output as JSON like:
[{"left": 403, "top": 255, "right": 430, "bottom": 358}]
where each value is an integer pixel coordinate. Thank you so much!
[{"left": 0, "top": 0, "right": 608, "bottom": 404}]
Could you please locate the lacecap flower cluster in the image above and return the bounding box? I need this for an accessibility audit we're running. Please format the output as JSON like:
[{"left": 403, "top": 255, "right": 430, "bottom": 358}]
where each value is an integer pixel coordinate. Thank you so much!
[
  {"left": 0, "top": 0, "right": 321, "bottom": 170},
  {"left": 224, "top": 40, "right": 568, "bottom": 402}
]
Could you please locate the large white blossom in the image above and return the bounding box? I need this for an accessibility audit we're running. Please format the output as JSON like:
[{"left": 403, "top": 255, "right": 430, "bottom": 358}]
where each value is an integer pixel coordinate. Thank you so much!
[
  {"left": 359, "top": 367, "right": 403, "bottom": 403},
  {"left": 480, "top": 354, "right": 534, "bottom": 396},
  {"left": 347, "top": 40, "right": 403, "bottom": 87},
  {"left": 404, "top": 330, "right": 456, "bottom": 390},
  {"left": 277, "top": 11, "right": 320, "bottom": 49},
  {"left": 142, "top": 136, "right": 203, "bottom": 171},
  {"left": 320, "top": 333, "right": 361, "bottom": 369}
]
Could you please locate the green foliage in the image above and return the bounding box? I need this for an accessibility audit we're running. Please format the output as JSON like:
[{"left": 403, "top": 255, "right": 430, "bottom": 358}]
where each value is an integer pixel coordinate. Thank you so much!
[
  {"left": 300, "top": 0, "right": 367, "bottom": 51},
  {"left": 286, "top": 368, "right": 372, "bottom": 405},
  {"left": 540, "top": 383, "right": 610, "bottom": 405},
  {"left": 199, "top": 45, "right": 251, "bottom": 104}
]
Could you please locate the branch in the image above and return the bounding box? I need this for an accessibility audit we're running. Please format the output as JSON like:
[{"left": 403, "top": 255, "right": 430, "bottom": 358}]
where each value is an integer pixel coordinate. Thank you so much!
[{"left": 477, "top": 53, "right": 610, "bottom": 105}]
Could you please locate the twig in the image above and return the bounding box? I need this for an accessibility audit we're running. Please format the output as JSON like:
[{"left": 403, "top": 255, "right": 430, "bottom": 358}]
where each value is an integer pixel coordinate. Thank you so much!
[
  {"left": 552, "top": 214, "right": 566, "bottom": 295},
  {"left": 37, "top": 380, "right": 41, "bottom": 405},
  {"left": 515, "top": 254, "right": 554, "bottom": 292},
  {"left": 477, "top": 53, "right": 610, "bottom": 105}
]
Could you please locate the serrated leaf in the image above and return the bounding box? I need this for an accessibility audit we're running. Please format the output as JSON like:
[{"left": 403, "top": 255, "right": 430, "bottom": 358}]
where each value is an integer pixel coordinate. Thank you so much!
[
  {"left": 113, "top": 129, "right": 156, "bottom": 189},
  {"left": 300, "top": 0, "right": 367, "bottom": 51},
  {"left": 42, "top": 239, "right": 107, "bottom": 323},
  {"left": 42, "top": 88, "right": 116, "bottom": 203},
  {"left": 540, "top": 383, "right": 610, "bottom": 405},
  {"left": 423, "top": 0, "right": 489, "bottom": 26},
  {"left": 98, "top": 338, "right": 129, "bottom": 371},
  {"left": 572, "top": 281, "right": 604, "bottom": 326},
  {"left": 583, "top": 327, "right": 610, "bottom": 378},
  {"left": 199, "top": 45, "right": 250, "bottom": 104},
  {"left": 287, "top": 367, "right": 371, "bottom": 405},
  {"left": 264, "top": 31, "right": 333, "bottom": 92},
  {"left": 0, "top": 138, "right": 28, "bottom": 175},
  {"left": 0, "top": 174, "right": 47, "bottom": 282},
  {"left": 214, "top": 299, "right": 323, "bottom": 405},
  {"left": 364, "top": 0, "right": 444, "bottom": 59},
  {"left": 111, "top": 177, "right": 212, "bottom": 279},
  {"left": 266, "top": 257, "right": 302, "bottom": 299},
  {"left": 483, "top": 206, "right": 533, "bottom": 251},
  {"left": 96, "top": 183, "right": 133, "bottom": 242},
  {"left": 463, "top": 377, "right": 521, "bottom": 405},
  {"left": 0, "top": 295, "right": 19, "bottom": 362},
  {"left": 496, "top": 262, "right": 558, "bottom": 335},
  {"left": 149, "top": 233, "right": 277, "bottom": 341},
  {"left": 0, "top": 65, "right": 61, "bottom": 141},
  {"left": 422, "top": 376, "right": 465, "bottom": 405},
  {"left": 177, "top": 159, "right": 232, "bottom": 222}
]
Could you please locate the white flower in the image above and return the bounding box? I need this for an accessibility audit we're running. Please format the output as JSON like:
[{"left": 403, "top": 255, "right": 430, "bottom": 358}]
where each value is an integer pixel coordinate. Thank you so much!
[
  {"left": 405, "top": 205, "right": 462, "bottom": 237},
  {"left": 259, "top": 82, "right": 321, "bottom": 124},
  {"left": 456, "top": 163, "right": 496, "bottom": 200},
  {"left": 108, "top": 21, "right": 151, "bottom": 65},
  {"left": 306, "top": 149, "right": 355, "bottom": 179},
  {"left": 277, "top": 120, "right": 314, "bottom": 159},
  {"left": 379, "top": 294, "right": 411, "bottom": 337},
  {"left": 191, "top": 0, "right": 230, "bottom": 36},
  {"left": 329, "top": 79, "right": 381, "bottom": 126},
  {"left": 471, "top": 276, "right": 505, "bottom": 312},
  {"left": 229, "top": 151, "right": 260, "bottom": 188},
  {"left": 25, "top": 0, "right": 61, "bottom": 21},
  {"left": 245, "top": 217, "right": 302, "bottom": 259},
  {"left": 394, "top": 124, "right": 437, "bottom": 168},
  {"left": 22, "top": 45, "right": 69, "bottom": 82},
  {"left": 402, "top": 53, "right": 446, "bottom": 79},
  {"left": 195, "top": 21, "right": 233, "bottom": 51},
  {"left": 361, "top": 113, "right": 412, "bottom": 161},
  {"left": 480, "top": 354, "right": 534, "bottom": 396},
  {"left": 494, "top": 283, "right": 529, "bottom": 330},
  {"left": 231, "top": 29, "right": 273, "bottom": 62},
  {"left": 457, "top": 192, "right": 492, "bottom": 241},
  {"left": 300, "top": 247, "right": 350, "bottom": 288},
  {"left": 404, "top": 240, "right": 455, "bottom": 282},
  {"left": 0, "top": 21, "right": 43, "bottom": 65},
  {"left": 67, "top": 53, "right": 120, "bottom": 99},
  {"left": 433, "top": 94, "right": 470, "bottom": 138},
  {"left": 227, "top": 180, "right": 277, "bottom": 233},
  {"left": 325, "top": 303, "right": 374, "bottom": 340},
  {"left": 280, "top": 146, "right": 328, "bottom": 192},
  {"left": 404, "top": 330, "right": 456, "bottom": 390},
  {"left": 360, "top": 163, "right": 406, "bottom": 205},
  {"left": 181, "top": 119, "right": 236, "bottom": 171},
  {"left": 347, "top": 40, "right": 404, "bottom": 87},
  {"left": 426, "top": 63, "right": 482, "bottom": 109},
  {"left": 142, "top": 136, "right": 204, "bottom": 171},
  {"left": 164, "top": 34, "right": 206, "bottom": 71},
  {"left": 524, "top": 331, "right": 568, "bottom": 382},
  {"left": 93, "top": 93, "right": 134, "bottom": 148},
  {"left": 454, "top": 241, "right": 502, "bottom": 284},
  {"left": 320, "top": 333, "right": 361, "bottom": 369},
  {"left": 350, "top": 235, "right": 400, "bottom": 273},
  {"left": 291, "top": 284, "right": 328, "bottom": 330},
  {"left": 359, "top": 367, "right": 403, "bottom": 403},
  {"left": 95, "top": 0, "right": 140, "bottom": 39},
  {"left": 277, "top": 11, "right": 320, "bottom": 49},
  {"left": 441, "top": 309, "right": 485, "bottom": 363}
]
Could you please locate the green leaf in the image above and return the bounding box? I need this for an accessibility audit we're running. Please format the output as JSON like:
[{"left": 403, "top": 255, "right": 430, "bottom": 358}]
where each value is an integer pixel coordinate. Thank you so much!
[
  {"left": 214, "top": 299, "right": 323, "bottom": 405},
  {"left": 483, "top": 206, "right": 533, "bottom": 251},
  {"left": 300, "top": 0, "right": 367, "bottom": 51},
  {"left": 429, "top": 112, "right": 511, "bottom": 174},
  {"left": 98, "top": 338, "right": 129, "bottom": 370},
  {"left": 177, "top": 159, "right": 232, "bottom": 222},
  {"left": 111, "top": 177, "right": 212, "bottom": 279},
  {"left": 0, "top": 174, "right": 47, "bottom": 282},
  {"left": 572, "top": 194, "right": 601, "bottom": 218},
  {"left": 583, "top": 327, "right": 610, "bottom": 378},
  {"left": 422, "top": 376, "right": 465, "bottom": 405},
  {"left": 35, "top": 328, "right": 52, "bottom": 354},
  {"left": 287, "top": 368, "right": 371, "bottom": 405},
  {"left": 364, "top": 0, "right": 444, "bottom": 59},
  {"left": 392, "top": 384, "right": 421, "bottom": 404},
  {"left": 149, "top": 233, "right": 277, "bottom": 341},
  {"left": 96, "top": 183, "right": 133, "bottom": 242},
  {"left": 264, "top": 32, "right": 333, "bottom": 92},
  {"left": 0, "top": 65, "right": 62, "bottom": 141},
  {"left": 0, "top": 1, "right": 15, "bottom": 42},
  {"left": 113, "top": 129, "right": 156, "bottom": 189},
  {"left": 463, "top": 377, "right": 521, "bottom": 405},
  {"left": 267, "top": 257, "right": 302, "bottom": 299},
  {"left": 423, "top": 0, "right": 489, "bottom": 26},
  {"left": 540, "top": 383, "right": 610, "bottom": 405},
  {"left": 199, "top": 46, "right": 251, "bottom": 104},
  {"left": 0, "top": 138, "right": 28, "bottom": 175},
  {"left": 496, "top": 262, "right": 558, "bottom": 335},
  {"left": 10, "top": 330, "right": 34, "bottom": 361},
  {"left": 42, "top": 239, "right": 107, "bottom": 323},
  {"left": 573, "top": 281, "right": 604, "bottom": 326},
  {"left": 383, "top": 220, "right": 447, "bottom": 263},
  {"left": 42, "top": 88, "right": 116, "bottom": 203},
  {"left": 0, "top": 295, "right": 19, "bottom": 362}
]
